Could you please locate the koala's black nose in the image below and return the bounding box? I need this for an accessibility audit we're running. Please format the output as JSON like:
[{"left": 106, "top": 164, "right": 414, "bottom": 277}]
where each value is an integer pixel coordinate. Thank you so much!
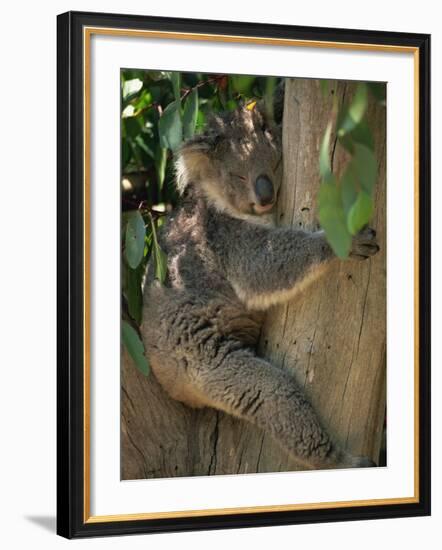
[{"left": 254, "top": 175, "right": 274, "bottom": 206}]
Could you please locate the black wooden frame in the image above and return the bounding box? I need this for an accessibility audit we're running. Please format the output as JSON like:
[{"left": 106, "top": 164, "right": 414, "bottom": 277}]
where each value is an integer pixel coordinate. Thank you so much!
[{"left": 57, "top": 10, "right": 431, "bottom": 539}]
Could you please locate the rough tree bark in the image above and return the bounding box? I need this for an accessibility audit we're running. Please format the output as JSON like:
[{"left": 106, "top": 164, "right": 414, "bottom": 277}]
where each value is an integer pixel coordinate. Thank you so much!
[{"left": 121, "top": 78, "right": 386, "bottom": 479}]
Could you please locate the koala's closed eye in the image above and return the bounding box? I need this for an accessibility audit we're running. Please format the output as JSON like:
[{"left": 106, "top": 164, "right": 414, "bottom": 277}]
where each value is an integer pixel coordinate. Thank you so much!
[{"left": 230, "top": 172, "right": 247, "bottom": 182}]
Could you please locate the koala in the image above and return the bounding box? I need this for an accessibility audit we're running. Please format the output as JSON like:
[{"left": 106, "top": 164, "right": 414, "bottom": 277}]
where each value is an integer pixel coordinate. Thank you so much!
[{"left": 141, "top": 104, "right": 379, "bottom": 471}]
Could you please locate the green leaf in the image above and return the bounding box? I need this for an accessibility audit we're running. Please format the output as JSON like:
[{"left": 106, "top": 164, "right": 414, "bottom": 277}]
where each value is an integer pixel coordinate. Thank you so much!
[
  {"left": 122, "top": 104, "right": 135, "bottom": 118},
  {"left": 123, "top": 117, "right": 141, "bottom": 139},
  {"left": 353, "top": 143, "right": 377, "bottom": 194},
  {"left": 122, "top": 70, "right": 145, "bottom": 82},
  {"left": 338, "top": 83, "right": 368, "bottom": 136},
  {"left": 168, "top": 72, "right": 181, "bottom": 101},
  {"left": 155, "top": 146, "right": 168, "bottom": 190},
  {"left": 150, "top": 216, "right": 168, "bottom": 283},
  {"left": 225, "top": 99, "right": 237, "bottom": 111},
  {"left": 134, "top": 134, "right": 154, "bottom": 159},
  {"left": 144, "top": 230, "right": 153, "bottom": 260},
  {"left": 347, "top": 191, "right": 374, "bottom": 235},
  {"left": 318, "top": 177, "right": 352, "bottom": 259},
  {"left": 127, "top": 265, "right": 143, "bottom": 325},
  {"left": 230, "top": 75, "right": 256, "bottom": 96},
  {"left": 122, "top": 321, "right": 150, "bottom": 376},
  {"left": 133, "top": 89, "right": 153, "bottom": 111},
  {"left": 351, "top": 120, "right": 375, "bottom": 150},
  {"left": 338, "top": 133, "right": 355, "bottom": 154},
  {"left": 368, "top": 82, "right": 386, "bottom": 103},
  {"left": 196, "top": 108, "right": 206, "bottom": 130},
  {"left": 125, "top": 211, "right": 146, "bottom": 269},
  {"left": 349, "top": 83, "right": 368, "bottom": 122},
  {"left": 122, "top": 78, "right": 143, "bottom": 101},
  {"left": 153, "top": 240, "right": 168, "bottom": 283},
  {"left": 158, "top": 100, "right": 182, "bottom": 151},
  {"left": 182, "top": 88, "right": 198, "bottom": 139},
  {"left": 340, "top": 168, "right": 358, "bottom": 216},
  {"left": 339, "top": 120, "right": 374, "bottom": 154},
  {"left": 319, "top": 122, "right": 333, "bottom": 178}
]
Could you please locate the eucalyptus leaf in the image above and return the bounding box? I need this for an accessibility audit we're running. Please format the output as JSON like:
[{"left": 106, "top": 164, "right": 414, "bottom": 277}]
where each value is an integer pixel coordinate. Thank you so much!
[
  {"left": 339, "top": 120, "right": 374, "bottom": 154},
  {"left": 134, "top": 135, "right": 154, "bottom": 159},
  {"left": 123, "top": 117, "right": 141, "bottom": 139},
  {"left": 351, "top": 119, "right": 375, "bottom": 150},
  {"left": 127, "top": 265, "right": 143, "bottom": 325},
  {"left": 225, "top": 99, "right": 237, "bottom": 112},
  {"left": 230, "top": 75, "right": 256, "bottom": 96},
  {"left": 338, "top": 83, "right": 368, "bottom": 136},
  {"left": 153, "top": 240, "right": 168, "bottom": 283},
  {"left": 133, "top": 90, "right": 153, "bottom": 111},
  {"left": 340, "top": 167, "right": 358, "bottom": 215},
  {"left": 150, "top": 216, "right": 168, "bottom": 283},
  {"left": 183, "top": 88, "right": 199, "bottom": 139},
  {"left": 168, "top": 72, "right": 181, "bottom": 101},
  {"left": 368, "top": 82, "right": 386, "bottom": 103},
  {"left": 318, "top": 177, "right": 352, "bottom": 259},
  {"left": 347, "top": 191, "right": 374, "bottom": 235},
  {"left": 196, "top": 109, "right": 206, "bottom": 130},
  {"left": 349, "top": 83, "right": 368, "bottom": 123},
  {"left": 122, "top": 105, "right": 135, "bottom": 118},
  {"left": 155, "top": 146, "right": 168, "bottom": 190},
  {"left": 122, "top": 78, "right": 143, "bottom": 101},
  {"left": 158, "top": 100, "right": 182, "bottom": 151},
  {"left": 144, "top": 230, "right": 153, "bottom": 260},
  {"left": 353, "top": 143, "right": 377, "bottom": 194},
  {"left": 319, "top": 122, "right": 333, "bottom": 178},
  {"left": 125, "top": 211, "right": 146, "bottom": 269},
  {"left": 122, "top": 321, "right": 150, "bottom": 376}
]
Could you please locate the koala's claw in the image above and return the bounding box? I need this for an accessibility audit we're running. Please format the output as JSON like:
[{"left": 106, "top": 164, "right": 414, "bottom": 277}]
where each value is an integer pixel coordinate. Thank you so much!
[
  {"left": 324, "top": 448, "right": 377, "bottom": 470},
  {"left": 350, "top": 227, "right": 380, "bottom": 260},
  {"left": 336, "top": 452, "right": 377, "bottom": 469}
]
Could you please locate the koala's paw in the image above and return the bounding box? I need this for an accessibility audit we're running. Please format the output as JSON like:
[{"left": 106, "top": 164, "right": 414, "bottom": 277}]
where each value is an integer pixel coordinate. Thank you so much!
[
  {"left": 323, "top": 447, "right": 376, "bottom": 470},
  {"left": 350, "top": 227, "right": 380, "bottom": 260}
]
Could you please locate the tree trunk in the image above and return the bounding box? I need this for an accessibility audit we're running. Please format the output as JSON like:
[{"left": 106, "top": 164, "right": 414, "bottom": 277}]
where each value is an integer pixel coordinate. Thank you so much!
[
  {"left": 121, "top": 78, "right": 386, "bottom": 479},
  {"left": 259, "top": 79, "right": 386, "bottom": 465}
]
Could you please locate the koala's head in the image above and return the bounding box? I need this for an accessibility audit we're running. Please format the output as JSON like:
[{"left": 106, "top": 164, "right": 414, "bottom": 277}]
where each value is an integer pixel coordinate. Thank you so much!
[{"left": 175, "top": 105, "right": 282, "bottom": 219}]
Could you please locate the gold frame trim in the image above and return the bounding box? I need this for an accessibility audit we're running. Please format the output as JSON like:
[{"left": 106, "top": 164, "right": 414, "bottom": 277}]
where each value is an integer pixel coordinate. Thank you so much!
[{"left": 82, "top": 26, "right": 420, "bottom": 524}]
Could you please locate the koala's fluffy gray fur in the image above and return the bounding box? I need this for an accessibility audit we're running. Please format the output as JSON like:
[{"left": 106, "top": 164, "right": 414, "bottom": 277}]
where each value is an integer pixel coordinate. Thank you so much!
[{"left": 142, "top": 105, "right": 379, "bottom": 470}]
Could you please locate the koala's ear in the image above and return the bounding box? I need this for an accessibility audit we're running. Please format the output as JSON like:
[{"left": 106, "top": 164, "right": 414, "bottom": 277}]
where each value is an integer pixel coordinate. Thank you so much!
[{"left": 175, "top": 134, "right": 218, "bottom": 194}]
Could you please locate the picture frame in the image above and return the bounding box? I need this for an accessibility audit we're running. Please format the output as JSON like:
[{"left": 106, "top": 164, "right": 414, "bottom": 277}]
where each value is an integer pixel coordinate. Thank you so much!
[{"left": 57, "top": 10, "right": 431, "bottom": 539}]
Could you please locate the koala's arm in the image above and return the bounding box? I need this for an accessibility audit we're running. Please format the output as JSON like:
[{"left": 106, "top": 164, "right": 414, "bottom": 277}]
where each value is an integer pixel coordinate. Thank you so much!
[
  {"left": 220, "top": 221, "right": 378, "bottom": 310},
  {"left": 222, "top": 223, "right": 333, "bottom": 309}
]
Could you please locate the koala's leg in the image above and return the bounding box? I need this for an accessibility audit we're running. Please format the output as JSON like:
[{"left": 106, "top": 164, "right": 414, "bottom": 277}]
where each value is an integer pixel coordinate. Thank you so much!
[{"left": 193, "top": 348, "right": 374, "bottom": 470}]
